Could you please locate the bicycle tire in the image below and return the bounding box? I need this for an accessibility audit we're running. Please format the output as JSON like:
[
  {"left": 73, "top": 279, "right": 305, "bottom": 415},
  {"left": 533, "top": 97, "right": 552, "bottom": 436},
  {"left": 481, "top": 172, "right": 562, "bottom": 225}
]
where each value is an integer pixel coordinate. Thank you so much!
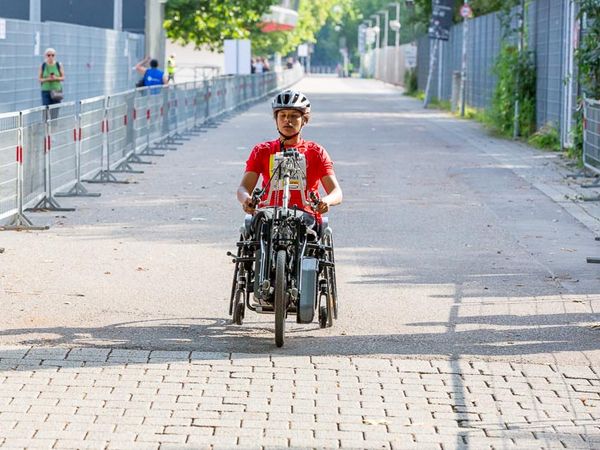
[
  {"left": 274, "top": 249, "right": 287, "bottom": 347},
  {"left": 232, "top": 289, "right": 244, "bottom": 325}
]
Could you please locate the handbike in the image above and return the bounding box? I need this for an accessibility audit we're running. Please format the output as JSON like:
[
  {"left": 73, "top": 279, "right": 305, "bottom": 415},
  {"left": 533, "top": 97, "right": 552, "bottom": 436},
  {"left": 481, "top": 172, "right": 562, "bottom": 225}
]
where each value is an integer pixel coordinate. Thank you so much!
[{"left": 227, "top": 149, "right": 338, "bottom": 347}]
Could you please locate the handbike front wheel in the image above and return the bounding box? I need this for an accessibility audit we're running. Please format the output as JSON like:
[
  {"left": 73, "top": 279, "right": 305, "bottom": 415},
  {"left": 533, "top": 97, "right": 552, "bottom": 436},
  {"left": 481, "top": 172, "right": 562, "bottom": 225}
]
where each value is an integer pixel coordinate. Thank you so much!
[{"left": 274, "top": 249, "right": 287, "bottom": 347}]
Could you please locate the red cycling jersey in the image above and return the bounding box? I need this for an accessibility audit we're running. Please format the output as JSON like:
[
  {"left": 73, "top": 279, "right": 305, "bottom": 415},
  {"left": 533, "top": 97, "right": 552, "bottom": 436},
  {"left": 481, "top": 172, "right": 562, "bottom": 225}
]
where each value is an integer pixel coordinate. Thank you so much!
[{"left": 245, "top": 138, "right": 335, "bottom": 215}]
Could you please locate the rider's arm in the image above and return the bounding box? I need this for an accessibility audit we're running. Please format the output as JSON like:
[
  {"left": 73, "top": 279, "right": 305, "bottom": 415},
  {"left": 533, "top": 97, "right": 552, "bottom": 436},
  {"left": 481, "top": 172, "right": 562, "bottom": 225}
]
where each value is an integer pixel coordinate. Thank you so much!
[
  {"left": 316, "top": 174, "right": 342, "bottom": 214},
  {"left": 237, "top": 171, "right": 260, "bottom": 214}
]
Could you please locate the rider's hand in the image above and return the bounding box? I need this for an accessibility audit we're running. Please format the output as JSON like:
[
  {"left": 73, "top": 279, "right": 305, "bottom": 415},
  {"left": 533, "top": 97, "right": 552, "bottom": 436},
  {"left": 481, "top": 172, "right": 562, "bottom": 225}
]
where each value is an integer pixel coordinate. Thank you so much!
[
  {"left": 242, "top": 196, "right": 256, "bottom": 214},
  {"left": 315, "top": 199, "right": 330, "bottom": 214}
]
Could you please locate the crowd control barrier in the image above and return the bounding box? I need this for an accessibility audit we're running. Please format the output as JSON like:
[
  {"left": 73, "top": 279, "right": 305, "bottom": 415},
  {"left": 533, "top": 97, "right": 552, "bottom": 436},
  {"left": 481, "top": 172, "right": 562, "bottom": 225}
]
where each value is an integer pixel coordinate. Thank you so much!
[
  {"left": 583, "top": 99, "right": 600, "bottom": 189},
  {"left": 0, "top": 113, "right": 19, "bottom": 223},
  {"left": 0, "top": 67, "right": 303, "bottom": 229}
]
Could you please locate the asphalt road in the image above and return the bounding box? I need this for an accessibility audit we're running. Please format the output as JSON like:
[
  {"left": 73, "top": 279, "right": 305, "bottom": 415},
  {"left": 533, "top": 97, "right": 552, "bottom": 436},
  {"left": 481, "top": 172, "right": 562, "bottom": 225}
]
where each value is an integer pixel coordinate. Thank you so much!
[{"left": 1, "top": 76, "right": 599, "bottom": 365}]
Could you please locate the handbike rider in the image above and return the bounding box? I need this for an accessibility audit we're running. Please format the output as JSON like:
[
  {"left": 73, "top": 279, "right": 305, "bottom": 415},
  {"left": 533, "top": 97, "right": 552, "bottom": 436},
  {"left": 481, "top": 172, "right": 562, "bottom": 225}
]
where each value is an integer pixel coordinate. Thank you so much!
[
  {"left": 233, "top": 89, "right": 342, "bottom": 342},
  {"left": 237, "top": 89, "right": 343, "bottom": 225}
]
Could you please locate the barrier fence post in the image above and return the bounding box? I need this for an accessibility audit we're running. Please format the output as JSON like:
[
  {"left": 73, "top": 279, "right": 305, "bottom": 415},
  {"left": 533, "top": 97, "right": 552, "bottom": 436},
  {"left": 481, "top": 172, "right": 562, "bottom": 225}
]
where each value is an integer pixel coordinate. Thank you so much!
[
  {"left": 1, "top": 112, "right": 47, "bottom": 230},
  {"left": 84, "top": 97, "right": 128, "bottom": 184},
  {"left": 56, "top": 101, "right": 101, "bottom": 198},
  {"left": 581, "top": 98, "right": 600, "bottom": 195},
  {"left": 107, "top": 92, "right": 143, "bottom": 174},
  {"left": 27, "top": 105, "right": 75, "bottom": 212}
]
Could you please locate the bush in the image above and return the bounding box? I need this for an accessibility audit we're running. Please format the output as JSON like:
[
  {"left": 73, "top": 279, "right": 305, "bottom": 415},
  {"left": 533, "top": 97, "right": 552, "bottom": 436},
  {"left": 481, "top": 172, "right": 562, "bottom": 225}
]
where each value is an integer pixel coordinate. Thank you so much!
[
  {"left": 404, "top": 67, "right": 418, "bottom": 96},
  {"left": 528, "top": 122, "right": 561, "bottom": 151},
  {"left": 488, "top": 44, "right": 536, "bottom": 138}
]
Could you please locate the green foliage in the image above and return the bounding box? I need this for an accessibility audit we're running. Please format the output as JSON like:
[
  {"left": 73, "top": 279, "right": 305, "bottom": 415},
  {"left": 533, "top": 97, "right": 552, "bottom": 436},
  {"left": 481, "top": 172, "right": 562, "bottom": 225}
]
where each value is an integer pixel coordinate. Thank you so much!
[
  {"left": 528, "top": 123, "right": 561, "bottom": 151},
  {"left": 164, "top": 0, "right": 277, "bottom": 51},
  {"left": 570, "top": 107, "right": 584, "bottom": 160},
  {"left": 575, "top": 0, "right": 600, "bottom": 99},
  {"left": 487, "top": 1, "right": 536, "bottom": 138},
  {"left": 488, "top": 44, "right": 536, "bottom": 137},
  {"left": 571, "top": 1, "right": 600, "bottom": 161},
  {"left": 429, "top": 98, "right": 451, "bottom": 110},
  {"left": 404, "top": 67, "right": 418, "bottom": 96}
]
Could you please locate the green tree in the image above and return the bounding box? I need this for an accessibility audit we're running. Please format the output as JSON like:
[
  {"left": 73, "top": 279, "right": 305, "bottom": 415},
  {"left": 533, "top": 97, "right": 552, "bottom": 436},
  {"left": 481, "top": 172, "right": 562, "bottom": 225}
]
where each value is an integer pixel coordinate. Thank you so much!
[
  {"left": 571, "top": 0, "right": 600, "bottom": 159},
  {"left": 164, "top": 0, "right": 278, "bottom": 51}
]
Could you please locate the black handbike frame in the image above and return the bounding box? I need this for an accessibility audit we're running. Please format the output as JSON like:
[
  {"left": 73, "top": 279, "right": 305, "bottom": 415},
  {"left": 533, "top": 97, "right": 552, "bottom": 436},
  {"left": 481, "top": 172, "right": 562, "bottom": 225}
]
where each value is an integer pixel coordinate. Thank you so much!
[{"left": 228, "top": 148, "right": 338, "bottom": 346}]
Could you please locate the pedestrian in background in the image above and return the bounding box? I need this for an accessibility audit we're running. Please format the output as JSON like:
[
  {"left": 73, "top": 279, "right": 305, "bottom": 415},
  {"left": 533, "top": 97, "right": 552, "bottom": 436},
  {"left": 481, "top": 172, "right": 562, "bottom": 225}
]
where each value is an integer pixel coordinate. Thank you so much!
[
  {"left": 254, "top": 58, "right": 264, "bottom": 74},
  {"left": 39, "top": 47, "right": 64, "bottom": 118},
  {"left": 261, "top": 57, "right": 270, "bottom": 72},
  {"left": 135, "top": 57, "right": 168, "bottom": 88},
  {"left": 167, "top": 53, "right": 176, "bottom": 83}
]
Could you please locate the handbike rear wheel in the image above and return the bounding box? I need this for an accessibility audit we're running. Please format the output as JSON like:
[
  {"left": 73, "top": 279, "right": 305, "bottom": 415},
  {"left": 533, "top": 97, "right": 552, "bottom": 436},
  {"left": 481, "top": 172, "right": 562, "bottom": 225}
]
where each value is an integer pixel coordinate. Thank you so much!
[
  {"left": 323, "top": 233, "right": 338, "bottom": 321},
  {"left": 274, "top": 249, "right": 287, "bottom": 348},
  {"left": 232, "top": 289, "right": 245, "bottom": 325}
]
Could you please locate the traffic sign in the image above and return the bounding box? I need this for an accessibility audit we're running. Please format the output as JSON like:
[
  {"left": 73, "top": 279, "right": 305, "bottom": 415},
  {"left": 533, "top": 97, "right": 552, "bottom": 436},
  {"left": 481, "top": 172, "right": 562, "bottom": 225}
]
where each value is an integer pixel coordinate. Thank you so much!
[
  {"left": 428, "top": 0, "right": 453, "bottom": 41},
  {"left": 460, "top": 4, "right": 473, "bottom": 19}
]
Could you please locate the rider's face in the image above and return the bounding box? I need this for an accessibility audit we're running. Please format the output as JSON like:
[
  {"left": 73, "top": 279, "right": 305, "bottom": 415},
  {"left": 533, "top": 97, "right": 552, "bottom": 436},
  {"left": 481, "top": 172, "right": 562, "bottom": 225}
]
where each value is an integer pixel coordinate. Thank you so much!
[{"left": 276, "top": 109, "right": 304, "bottom": 134}]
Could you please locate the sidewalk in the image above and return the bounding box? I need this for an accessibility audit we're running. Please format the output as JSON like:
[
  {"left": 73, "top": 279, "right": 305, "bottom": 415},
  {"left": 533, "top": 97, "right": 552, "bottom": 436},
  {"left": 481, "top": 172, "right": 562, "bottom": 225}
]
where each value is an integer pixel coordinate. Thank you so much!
[
  {"left": 430, "top": 115, "right": 600, "bottom": 237},
  {"left": 0, "top": 347, "right": 599, "bottom": 449}
]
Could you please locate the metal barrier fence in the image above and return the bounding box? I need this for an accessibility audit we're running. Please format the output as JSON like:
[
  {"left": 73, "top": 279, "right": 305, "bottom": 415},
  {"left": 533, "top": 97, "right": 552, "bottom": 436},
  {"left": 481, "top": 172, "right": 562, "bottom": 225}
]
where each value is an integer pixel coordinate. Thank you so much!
[
  {"left": 0, "top": 67, "right": 304, "bottom": 228},
  {"left": 0, "top": 113, "right": 19, "bottom": 222},
  {"left": 584, "top": 99, "right": 600, "bottom": 177}
]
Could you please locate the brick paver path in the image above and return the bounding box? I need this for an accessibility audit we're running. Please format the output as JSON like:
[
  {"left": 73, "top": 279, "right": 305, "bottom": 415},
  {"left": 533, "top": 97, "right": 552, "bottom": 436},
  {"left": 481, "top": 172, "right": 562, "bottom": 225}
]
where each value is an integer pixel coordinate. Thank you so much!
[{"left": 0, "top": 347, "right": 599, "bottom": 449}]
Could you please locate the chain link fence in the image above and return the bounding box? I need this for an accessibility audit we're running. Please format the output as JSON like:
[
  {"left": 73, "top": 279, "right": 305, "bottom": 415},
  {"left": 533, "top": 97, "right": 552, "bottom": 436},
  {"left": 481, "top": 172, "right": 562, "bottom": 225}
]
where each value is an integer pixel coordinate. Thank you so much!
[
  {"left": 584, "top": 99, "right": 600, "bottom": 176},
  {"left": 364, "top": 0, "right": 577, "bottom": 146},
  {"left": 0, "top": 17, "right": 144, "bottom": 114}
]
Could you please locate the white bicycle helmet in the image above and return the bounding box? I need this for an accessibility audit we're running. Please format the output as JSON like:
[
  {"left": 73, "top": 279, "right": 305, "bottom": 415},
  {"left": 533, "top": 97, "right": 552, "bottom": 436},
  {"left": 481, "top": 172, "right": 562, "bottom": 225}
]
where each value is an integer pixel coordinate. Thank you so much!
[{"left": 272, "top": 89, "right": 311, "bottom": 114}]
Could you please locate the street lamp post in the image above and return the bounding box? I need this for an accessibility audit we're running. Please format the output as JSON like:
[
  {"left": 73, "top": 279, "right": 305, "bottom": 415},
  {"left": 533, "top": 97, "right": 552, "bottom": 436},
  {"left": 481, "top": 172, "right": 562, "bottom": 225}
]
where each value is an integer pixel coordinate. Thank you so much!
[
  {"left": 378, "top": 10, "right": 389, "bottom": 82},
  {"left": 360, "top": 19, "right": 375, "bottom": 77},
  {"left": 370, "top": 14, "right": 381, "bottom": 79},
  {"left": 391, "top": 3, "right": 400, "bottom": 48},
  {"left": 382, "top": 9, "right": 389, "bottom": 48},
  {"left": 389, "top": 3, "right": 401, "bottom": 85}
]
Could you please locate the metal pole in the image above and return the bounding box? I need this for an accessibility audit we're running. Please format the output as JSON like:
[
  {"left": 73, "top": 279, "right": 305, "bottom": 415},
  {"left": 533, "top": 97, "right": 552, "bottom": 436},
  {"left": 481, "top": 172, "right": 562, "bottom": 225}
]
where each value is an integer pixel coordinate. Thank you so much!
[
  {"left": 561, "top": 0, "right": 576, "bottom": 148},
  {"left": 372, "top": 15, "right": 381, "bottom": 79},
  {"left": 460, "top": 0, "right": 469, "bottom": 117},
  {"left": 513, "top": 0, "right": 525, "bottom": 138},
  {"left": 424, "top": 39, "right": 439, "bottom": 108},
  {"left": 113, "top": 0, "right": 123, "bottom": 31},
  {"left": 395, "top": 3, "right": 400, "bottom": 84},
  {"left": 438, "top": 40, "right": 443, "bottom": 100},
  {"left": 29, "top": 0, "right": 41, "bottom": 22},
  {"left": 383, "top": 10, "right": 389, "bottom": 48},
  {"left": 383, "top": 10, "right": 389, "bottom": 81},
  {"left": 395, "top": 3, "right": 400, "bottom": 47}
]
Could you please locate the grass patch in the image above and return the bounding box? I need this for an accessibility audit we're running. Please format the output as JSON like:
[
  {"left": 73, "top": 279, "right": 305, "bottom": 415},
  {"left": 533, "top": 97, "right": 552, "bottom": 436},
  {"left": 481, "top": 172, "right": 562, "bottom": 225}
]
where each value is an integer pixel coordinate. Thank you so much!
[
  {"left": 527, "top": 122, "right": 561, "bottom": 151},
  {"left": 429, "top": 98, "right": 451, "bottom": 111}
]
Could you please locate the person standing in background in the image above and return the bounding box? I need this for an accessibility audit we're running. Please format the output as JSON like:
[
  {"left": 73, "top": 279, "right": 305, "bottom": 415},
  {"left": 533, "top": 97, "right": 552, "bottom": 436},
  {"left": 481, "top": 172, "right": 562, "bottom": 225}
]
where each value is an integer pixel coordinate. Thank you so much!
[
  {"left": 39, "top": 47, "right": 65, "bottom": 118},
  {"left": 254, "top": 58, "right": 264, "bottom": 74},
  {"left": 261, "top": 57, "right": 270, "bottom": 72},
  {"left": 167, "top": 54, "right": 176, "bottom": 83},
  {"left": 135, "top": 57, "right": 168, "bottom": 87}
]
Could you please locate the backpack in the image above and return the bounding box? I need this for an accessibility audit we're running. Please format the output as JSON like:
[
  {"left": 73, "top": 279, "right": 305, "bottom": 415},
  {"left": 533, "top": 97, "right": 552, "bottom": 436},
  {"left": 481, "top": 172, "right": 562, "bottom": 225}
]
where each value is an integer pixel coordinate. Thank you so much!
[{"left": 42, "top": 61, "right": 61, "bottom": 74}]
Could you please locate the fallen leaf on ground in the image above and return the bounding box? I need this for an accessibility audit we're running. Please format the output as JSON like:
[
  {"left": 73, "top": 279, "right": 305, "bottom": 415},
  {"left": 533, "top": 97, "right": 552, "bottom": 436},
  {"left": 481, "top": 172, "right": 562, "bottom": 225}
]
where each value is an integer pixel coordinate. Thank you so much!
[{"left": 363, "top": 419, "right": 388, "bottom": 425}]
